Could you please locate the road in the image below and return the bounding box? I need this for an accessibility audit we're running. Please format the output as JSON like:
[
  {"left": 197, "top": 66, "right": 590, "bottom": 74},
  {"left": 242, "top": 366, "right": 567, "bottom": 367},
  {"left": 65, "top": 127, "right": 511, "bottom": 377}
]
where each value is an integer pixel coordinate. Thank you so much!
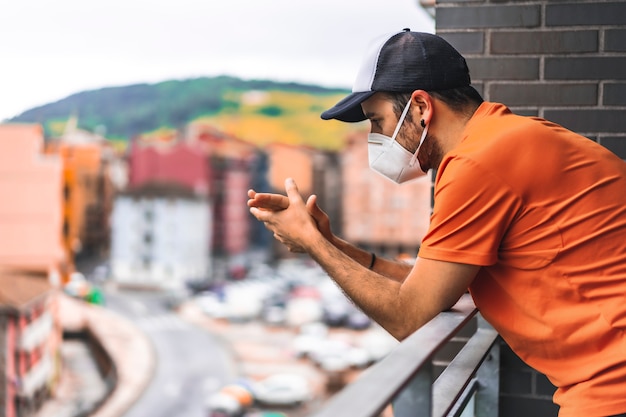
[{"left": 104, "top": 289, "right": 238, "bottom": 417}]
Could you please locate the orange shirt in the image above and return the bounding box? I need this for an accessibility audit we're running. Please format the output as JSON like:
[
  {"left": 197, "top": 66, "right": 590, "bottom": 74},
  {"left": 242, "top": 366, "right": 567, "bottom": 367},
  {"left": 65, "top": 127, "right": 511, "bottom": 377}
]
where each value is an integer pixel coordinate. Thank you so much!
[{"left": 419, "top": 102, "right": 626, "bottom": 417}]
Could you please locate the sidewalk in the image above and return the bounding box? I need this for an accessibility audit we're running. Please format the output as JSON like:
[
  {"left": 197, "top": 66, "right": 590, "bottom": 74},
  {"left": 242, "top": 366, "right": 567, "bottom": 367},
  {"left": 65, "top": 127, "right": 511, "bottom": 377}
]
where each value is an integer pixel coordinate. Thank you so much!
[{"left": 37, "top": 293, "right": 156, "bottom": 417}]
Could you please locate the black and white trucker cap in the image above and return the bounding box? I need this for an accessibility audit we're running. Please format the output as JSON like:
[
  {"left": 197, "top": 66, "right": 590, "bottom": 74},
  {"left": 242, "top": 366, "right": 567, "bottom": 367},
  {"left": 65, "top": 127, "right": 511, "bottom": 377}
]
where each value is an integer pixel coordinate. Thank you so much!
[{"left": 321, "top": 29, "right": 471, "bottom": 123}]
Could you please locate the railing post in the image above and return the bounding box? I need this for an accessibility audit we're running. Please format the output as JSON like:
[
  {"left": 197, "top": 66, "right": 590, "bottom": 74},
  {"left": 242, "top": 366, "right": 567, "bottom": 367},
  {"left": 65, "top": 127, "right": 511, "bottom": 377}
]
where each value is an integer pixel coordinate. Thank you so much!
[
  {"left": 475, "top": 315, "right": 499, "bottom": 417},
  {"left": 392, "top": 361, "right": 433, "bottom": 417}
]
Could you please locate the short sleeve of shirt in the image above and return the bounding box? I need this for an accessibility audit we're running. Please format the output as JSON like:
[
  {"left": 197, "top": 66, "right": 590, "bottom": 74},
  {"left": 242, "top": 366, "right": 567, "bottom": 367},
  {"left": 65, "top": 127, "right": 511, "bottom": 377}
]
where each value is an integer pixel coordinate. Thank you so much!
[{"left": 419, "top": 155, "right": 521, "bottom": 266}]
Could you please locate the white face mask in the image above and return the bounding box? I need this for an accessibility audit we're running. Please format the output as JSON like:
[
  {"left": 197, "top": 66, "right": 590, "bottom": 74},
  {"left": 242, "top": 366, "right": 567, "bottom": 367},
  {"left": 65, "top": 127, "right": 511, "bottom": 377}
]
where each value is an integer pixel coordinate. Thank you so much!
[{"left": 367, "top": 98, "right": 428, "bottom": 184}]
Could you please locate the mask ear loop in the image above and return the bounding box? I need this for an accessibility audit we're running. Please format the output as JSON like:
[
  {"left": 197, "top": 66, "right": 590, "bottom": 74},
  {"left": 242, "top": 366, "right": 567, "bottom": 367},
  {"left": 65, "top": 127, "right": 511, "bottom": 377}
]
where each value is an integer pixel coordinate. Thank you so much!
[
  {"left": 409, "top": 122, "right": 428, "bottom": 167},
  {"left": 390, "top": 99, "right": 412, "bottom": 141}
]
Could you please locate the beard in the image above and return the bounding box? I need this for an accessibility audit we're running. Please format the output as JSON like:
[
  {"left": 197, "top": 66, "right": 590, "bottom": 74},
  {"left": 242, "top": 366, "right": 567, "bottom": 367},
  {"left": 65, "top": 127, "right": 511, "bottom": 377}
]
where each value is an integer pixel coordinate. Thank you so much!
[
  {"left": 417, "top": 131, "right": 444, "bottom": 172},
  {"left": 397, "top": 120, "right": 444, "bottom": 172}
]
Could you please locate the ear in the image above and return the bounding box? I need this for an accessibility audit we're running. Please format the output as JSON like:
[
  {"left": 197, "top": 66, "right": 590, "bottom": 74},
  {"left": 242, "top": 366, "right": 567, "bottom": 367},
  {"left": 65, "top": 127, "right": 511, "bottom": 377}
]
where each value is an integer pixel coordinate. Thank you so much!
[{"left": 410, "top": 90, "right": 433, "bottom": 126}]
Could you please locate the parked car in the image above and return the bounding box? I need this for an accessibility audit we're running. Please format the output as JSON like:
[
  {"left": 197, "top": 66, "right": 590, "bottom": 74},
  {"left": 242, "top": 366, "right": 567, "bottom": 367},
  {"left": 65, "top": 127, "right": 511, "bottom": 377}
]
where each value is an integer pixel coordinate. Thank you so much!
[
  {"left": 252, "top": 373, "right": 312, "bottom": 406},
  {"left": 205, "top": 392, "right": 244, "bottom": 417},
  {"left": 360, "top": 327, "right": 400, "bottom": 362},
  {"left": 345, "top": 306, "right": 372, "bottom": 330},
  {"left": 206, "top": 381, "right": 254, "bottom": 417},
  {"left": 195, "top": 292, "right": 227, "bottom": 319}
]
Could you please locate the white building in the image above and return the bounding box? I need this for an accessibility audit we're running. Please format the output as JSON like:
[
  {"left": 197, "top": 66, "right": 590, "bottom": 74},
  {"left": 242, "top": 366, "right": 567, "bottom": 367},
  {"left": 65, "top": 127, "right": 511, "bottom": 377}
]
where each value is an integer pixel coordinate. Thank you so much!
[{"left": 110, "top": 183, "right": 212, "bottom": 289}]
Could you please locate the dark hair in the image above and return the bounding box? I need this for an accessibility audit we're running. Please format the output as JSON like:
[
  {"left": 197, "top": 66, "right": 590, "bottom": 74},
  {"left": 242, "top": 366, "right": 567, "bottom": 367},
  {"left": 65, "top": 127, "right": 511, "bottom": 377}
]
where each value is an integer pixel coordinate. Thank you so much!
[
  {"left": 385, "top": 85, "right": 484, "bottom": 120},
  {"left": 429, "top": 86, "right": 484, "bottom": 115}
]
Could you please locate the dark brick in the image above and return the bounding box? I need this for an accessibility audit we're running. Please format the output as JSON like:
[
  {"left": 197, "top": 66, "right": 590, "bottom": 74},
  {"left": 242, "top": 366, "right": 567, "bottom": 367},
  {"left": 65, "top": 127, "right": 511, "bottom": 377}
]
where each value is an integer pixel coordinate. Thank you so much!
[
  {"left": 500, "top": 369, "right": 532, "bottom": 395},
  {"left": 499, "top": 396, "right": 559, "bottom": 417},
  {"left": 511, "top": 108, "right": 539, "bottom": 117},
  {"left": 606, "top": 29, "right": 626, "bottom": 52},
  {"left": 599, "top": 137, "right": 626, "bottom": 159},
  {"left": 437, "top": 5, "right": 540, "bottom": 29},
  {"left": 490, "top": 83, "right": 597, "bottom": 106},
  {"left": 544, "top": 109, "right": 626, "bottom": 134},
  {"left": 466, "top": 57, "right": 539, "bottom": 80},
  {"left": 545, "top": 57, "right": 626, "bottom": 80},
  {"left": 500, "top": 343, "right": 529, "bottom": 370},
  {"left": 604, "top": 83, "right": 626, "bottom": 106},
  {"left": 439, "top": 32, "right": 484, "bottom": 54},
  {"left": 535, "top": 373, "right": 557, "bottom": 397},
  {"left": 491, "top": 30, "right": 598, "bottom": 54},
  {"left": 546, "top": 2, "right": 626, "bottom": 26}
]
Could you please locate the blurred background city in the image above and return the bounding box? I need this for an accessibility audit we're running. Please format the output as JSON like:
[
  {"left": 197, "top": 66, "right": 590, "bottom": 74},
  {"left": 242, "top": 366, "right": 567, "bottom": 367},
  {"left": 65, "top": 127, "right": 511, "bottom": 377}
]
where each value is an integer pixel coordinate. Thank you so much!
[{"left": 0, "top": 1, "right": 434, "bottom": 417}]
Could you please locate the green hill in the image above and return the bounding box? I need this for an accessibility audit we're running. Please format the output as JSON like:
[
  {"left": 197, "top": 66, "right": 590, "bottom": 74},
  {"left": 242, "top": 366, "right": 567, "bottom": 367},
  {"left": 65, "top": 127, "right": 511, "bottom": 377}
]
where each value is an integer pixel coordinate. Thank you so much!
[{"left": 10, "top": 76, "right": 365, "bottom": 150}]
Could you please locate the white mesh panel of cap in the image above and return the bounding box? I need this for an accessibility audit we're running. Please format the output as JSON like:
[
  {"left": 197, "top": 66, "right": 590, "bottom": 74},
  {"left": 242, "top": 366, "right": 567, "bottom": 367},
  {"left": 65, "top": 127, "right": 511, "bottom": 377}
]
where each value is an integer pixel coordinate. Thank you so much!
[{"left": 351, "top": 31, "right": 402, "bottom": 93}]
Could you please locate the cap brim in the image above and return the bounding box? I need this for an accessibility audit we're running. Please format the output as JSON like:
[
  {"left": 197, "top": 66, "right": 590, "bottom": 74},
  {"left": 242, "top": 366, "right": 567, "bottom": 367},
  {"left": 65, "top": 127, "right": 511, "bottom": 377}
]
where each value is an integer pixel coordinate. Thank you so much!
[{"left": 320, "top": 91, "right": 376, "bottom": 122}]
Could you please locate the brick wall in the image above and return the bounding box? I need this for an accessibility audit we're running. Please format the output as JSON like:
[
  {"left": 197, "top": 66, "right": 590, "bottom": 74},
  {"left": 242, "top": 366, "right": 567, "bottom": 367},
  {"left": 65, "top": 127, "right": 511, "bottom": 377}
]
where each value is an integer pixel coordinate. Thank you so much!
[
  {"left": 433, "top": 0, "right": 626, "bottom": 415},
  {"left": 436, "top": 0, "right": 626, "bottom": 156}
]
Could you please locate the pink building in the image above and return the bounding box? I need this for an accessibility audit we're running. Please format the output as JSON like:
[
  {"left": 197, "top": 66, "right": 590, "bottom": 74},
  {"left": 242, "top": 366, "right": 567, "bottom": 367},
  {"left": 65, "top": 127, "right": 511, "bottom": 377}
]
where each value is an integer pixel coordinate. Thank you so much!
[
  {"left": 0, "top": 124, "right": 66, "bottom": 273},
  {"left": 0, "top": 124, "right": 64, "bottom": 417},
  {"left": 341, "top": 131, "right": 432, "bottom": 258}
]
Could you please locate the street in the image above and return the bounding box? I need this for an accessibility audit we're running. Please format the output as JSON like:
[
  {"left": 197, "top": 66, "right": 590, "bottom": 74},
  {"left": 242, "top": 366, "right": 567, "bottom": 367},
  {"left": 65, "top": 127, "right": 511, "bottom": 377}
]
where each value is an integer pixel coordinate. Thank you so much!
[{"left": 104, "top": 289, "right": 238, "bottom": 417}]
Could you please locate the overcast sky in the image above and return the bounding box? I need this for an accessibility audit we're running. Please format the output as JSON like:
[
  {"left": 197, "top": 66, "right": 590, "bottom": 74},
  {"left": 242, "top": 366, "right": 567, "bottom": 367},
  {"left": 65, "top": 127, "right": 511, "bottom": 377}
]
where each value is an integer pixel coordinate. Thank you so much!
[{"left": 0, "top": 0, "right": 433, "bottom": 121}]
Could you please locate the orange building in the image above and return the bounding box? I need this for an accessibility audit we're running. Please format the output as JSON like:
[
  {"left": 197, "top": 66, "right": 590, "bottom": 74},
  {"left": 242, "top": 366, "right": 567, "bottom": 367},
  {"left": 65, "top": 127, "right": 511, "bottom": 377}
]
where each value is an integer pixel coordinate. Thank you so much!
[
  {"left": 264, "top": 142, "right": 316, "bottom": 195},
  {"left": 263, "top": 142, "right": 344, "bottom": 258},
  {"left": 45, "top": 120, "right": 115, "bottom": 272}
]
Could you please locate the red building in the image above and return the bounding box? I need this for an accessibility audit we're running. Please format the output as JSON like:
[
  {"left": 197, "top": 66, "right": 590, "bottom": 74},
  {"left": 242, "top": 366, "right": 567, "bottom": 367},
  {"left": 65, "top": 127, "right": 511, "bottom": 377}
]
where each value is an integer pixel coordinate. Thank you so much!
[
  {"left": 127, "top": 124, "right": 259, "bottom": 274},
  {"left": 186, "top": 123, "right": 258, "bottom": 257}
]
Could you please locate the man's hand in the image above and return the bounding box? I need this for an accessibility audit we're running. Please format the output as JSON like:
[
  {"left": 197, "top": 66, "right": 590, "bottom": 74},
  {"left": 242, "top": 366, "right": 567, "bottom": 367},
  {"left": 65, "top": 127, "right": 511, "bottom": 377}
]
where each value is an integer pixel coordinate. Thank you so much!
[
  {"left": 249, "top": 178, "right": 321, "bottom": 253},
  {"left": 248, "top": 181, "right": 335, "bottom": 244}
]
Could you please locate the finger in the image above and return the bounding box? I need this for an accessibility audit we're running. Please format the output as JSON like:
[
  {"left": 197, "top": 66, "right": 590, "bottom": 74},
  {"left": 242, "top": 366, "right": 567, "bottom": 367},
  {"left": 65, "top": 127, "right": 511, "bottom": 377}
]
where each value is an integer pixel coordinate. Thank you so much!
[
  {"left": 306, "top": 194, "right": 318, "bottom": 213},
  {"left": 249, "top": 207, "right": 273, "bottom": 222},
  {"left": 248, "top": 193, "right": 289, "bottom": 210},
  {"left": 285, "top": 178, "right": 304, "bottom": 206},
  {"left": 247, "top": 189, "right": 256, "bottom": 199},
  {"left": 306, "top": 194, "right": 325, "bottom": 222}
]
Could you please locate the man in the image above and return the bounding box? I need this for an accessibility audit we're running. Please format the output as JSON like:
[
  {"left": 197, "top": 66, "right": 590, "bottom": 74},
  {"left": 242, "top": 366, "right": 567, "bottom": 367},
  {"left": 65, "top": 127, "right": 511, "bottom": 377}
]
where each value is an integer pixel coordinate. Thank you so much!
[{"left": 248, "top": 29, "right": 626, "bottom": 417}]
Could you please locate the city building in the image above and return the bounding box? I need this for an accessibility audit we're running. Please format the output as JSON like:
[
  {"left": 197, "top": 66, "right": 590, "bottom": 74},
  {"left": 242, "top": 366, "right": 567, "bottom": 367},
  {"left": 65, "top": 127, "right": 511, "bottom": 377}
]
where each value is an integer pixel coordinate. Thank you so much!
[
  {"left": 0, "top": 270, "right": 60, "bottom": 417},
  {"left": 110, "top": 182, "right": 211, "bottom": 289},
  {"left": 185, "top": 122, "right": 261, "bottom": 265},
  {"left": 45, "top": 119, "right": 116, "bottom": 270},
  {"left": 128, "top": 125, "right": 264, "bottom": 271},
  {"left": 0, "top": 124, "right": 66, "bottom": 274},
  {"left": 0, "top": 123, "right": 64, "bottom": 417},
  {"left": 264, "top": 142, "right": 344, "bottom": 255}
]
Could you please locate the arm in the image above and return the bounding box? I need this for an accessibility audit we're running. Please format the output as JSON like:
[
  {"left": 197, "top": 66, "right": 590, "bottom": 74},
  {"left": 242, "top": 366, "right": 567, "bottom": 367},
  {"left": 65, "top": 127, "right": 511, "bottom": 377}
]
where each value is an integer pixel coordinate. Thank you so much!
[
  {"left": 248, "top": 188, "right": 412, "bottom": 282},
  {"left": 250, "top": 179, "right": 479, "bottom": 340}
]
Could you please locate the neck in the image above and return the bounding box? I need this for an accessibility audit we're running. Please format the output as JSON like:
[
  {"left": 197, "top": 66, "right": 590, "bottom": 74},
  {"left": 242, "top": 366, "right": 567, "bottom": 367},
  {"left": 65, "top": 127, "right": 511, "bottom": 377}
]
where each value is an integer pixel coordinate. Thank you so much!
[{"left": 432, "top": 102, "right": 479, "bottom": 155}]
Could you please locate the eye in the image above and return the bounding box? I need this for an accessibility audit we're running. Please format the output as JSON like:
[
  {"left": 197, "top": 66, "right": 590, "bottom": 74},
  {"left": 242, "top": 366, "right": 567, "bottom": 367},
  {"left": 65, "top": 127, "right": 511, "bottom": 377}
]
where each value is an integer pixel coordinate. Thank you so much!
[{"left": 370, "top": 119, "right": 383, "bottom": 130}]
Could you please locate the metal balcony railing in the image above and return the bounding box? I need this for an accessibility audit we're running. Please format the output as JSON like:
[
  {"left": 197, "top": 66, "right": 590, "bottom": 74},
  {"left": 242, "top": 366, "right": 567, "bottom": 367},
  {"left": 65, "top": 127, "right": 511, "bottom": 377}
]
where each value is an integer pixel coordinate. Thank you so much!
[{"left": 310, "top": 294, "right": 500, "bottom": 417}]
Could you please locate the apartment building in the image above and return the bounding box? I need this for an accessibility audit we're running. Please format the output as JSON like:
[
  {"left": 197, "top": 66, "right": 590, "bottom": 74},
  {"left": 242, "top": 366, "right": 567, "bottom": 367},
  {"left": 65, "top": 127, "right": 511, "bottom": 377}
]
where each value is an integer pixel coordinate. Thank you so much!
[{"left": 0, "top": 124, "right": 64, "bottom": 417}]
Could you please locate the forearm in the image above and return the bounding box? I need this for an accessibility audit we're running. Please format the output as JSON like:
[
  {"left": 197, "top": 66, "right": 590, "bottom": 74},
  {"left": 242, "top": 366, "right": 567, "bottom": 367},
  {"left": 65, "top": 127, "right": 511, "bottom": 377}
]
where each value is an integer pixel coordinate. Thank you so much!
[
  {"left": 329, "top": 235, "right": 413, "bottom": 283},
  {"left": 307, "top": 234, "right": 427, "bottom": 340}
]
